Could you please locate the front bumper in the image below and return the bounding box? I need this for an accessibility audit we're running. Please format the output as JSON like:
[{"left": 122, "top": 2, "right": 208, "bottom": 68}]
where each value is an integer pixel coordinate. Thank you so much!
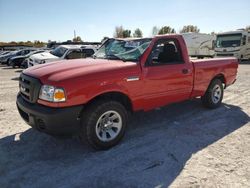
[
  {"left": 215, "top": 52, "right": 240, "bottom": 59},
  {"left": 16, "top": 93, "right": 83, "bottom": 136}
]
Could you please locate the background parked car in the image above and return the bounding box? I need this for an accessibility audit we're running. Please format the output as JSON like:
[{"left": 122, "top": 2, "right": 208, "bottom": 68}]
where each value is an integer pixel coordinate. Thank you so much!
[
  {"left": 28, "top": 45, "right": 97, "bottom": 67},
  {"left": 0, "top": 51, "right": 10, "bottom": 56},
  {"left": 0, "top": 51, "right": 13, "bottom": 62},
  {"left": 9, "top": 50, "right": 46, "bottom": 68},
  {"left": 0, "top": 49, "right": 35, "bottom": 65}
]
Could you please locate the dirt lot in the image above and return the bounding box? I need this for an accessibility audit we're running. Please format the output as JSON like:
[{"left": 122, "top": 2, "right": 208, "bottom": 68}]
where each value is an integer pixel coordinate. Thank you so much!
[{"left": 0, "top": 62, "right": 250, "bottom": 188}]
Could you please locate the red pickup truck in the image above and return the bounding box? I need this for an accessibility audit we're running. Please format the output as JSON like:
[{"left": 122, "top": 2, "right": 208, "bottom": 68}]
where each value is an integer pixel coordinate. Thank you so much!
[{"left": 17, "top": 35, "right": 238, "bottom": 150}]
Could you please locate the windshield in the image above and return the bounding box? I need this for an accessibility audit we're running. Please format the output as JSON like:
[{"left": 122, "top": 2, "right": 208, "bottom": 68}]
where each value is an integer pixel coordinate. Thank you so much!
[
  {"left": 94, "top": 38, "right": 152, "bottom": 61},
  {"left": 50, "top": 47, "right": 67, "bottom": 57},
  {"left": 216, "top": 34, "right": 242, "bottom": 48},
  {"left": 26, "top": 50, "right": 44, "bottom": 57}
]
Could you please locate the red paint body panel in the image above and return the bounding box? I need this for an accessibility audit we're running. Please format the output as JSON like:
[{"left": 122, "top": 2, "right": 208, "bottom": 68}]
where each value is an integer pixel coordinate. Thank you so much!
[
  {"left": 191, "top": 58, "right": 238, "bottom": 97},
  {"left": 23, "top": 35, "right": 238, "bottom": 111}
]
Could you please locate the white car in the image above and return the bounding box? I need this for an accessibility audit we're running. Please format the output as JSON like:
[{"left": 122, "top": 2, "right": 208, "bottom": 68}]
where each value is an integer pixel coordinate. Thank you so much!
[{"left": 28, "top": 45, "right": 97, "bottom": 67}]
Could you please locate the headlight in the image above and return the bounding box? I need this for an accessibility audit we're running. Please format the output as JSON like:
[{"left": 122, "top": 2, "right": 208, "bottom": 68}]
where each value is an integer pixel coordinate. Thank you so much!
[{"left": 39, "top": 85, "right": 66, "bottom": 102}]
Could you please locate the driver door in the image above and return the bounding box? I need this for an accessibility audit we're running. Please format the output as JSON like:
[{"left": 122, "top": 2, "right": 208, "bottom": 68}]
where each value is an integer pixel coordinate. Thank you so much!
[{"left": 143, "top": 38, "right": 193, "bottom": 110}]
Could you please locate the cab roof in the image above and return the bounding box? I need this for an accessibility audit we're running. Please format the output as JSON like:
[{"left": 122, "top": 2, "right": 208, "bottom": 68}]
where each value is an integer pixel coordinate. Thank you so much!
[
  {"left": 217, "top": 30, "right": 249, "bottom": 35},
  {"left": 59, "top": 45, "right": 96, "bottom": 49}
]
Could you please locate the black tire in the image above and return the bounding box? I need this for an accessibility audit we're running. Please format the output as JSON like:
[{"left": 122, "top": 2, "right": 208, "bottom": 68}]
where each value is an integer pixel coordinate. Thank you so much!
[
  {"left": 7, "top": 59, "right": 10, "bottom": 66},
  {"left": 201, "top": 79, "right": 224, "bottom": 109},
  {"left": 80, "top": 100, "right": 128, "bottom": 150}
]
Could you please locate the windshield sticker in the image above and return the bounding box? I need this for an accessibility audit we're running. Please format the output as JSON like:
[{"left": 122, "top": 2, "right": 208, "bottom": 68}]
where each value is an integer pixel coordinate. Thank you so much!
[{"left": 124, "top": 41, "right": 141, "bottom": 48}]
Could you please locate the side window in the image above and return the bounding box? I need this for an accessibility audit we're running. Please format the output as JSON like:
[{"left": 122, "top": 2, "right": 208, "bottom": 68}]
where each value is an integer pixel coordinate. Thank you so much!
[
  {"left": 66, "top": 50, "right": 83, "bottom": 59},
  {"left": 147, "top": 39, "right": 183, "bottom": 66},
  {"left": 242, "top": 35, "right": 246, "bottom": 45},
  {"left": 24, "top": 50, "right": 30, "bottom": 55},
  {"left": 82, "top": 49, "right": 95, "bottom": 57}
]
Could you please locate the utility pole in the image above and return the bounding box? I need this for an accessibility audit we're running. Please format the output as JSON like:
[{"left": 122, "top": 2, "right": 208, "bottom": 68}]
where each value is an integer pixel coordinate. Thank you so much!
[{"left": 74, "top": 30, "right": 76, "bottom": 39}]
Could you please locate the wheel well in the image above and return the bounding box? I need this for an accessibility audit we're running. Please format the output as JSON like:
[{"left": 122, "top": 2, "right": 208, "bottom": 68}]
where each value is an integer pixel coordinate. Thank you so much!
[
  {"left": 86, "top": 92, "right": 133, "bottom": 113},
  {"left": 213, "top": 74, "right": 225, "bottom": 84}
]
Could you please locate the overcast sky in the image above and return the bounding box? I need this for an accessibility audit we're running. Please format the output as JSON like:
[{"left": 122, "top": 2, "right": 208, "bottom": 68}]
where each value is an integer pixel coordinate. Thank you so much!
[{"left": 0, "top": 0, "right": 249, "bottom": 42}]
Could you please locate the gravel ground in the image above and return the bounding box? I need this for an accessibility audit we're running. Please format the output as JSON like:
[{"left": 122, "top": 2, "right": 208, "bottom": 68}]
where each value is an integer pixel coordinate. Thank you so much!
[{"left": 0, "top": 62, "right": 250, "bottom": 188}]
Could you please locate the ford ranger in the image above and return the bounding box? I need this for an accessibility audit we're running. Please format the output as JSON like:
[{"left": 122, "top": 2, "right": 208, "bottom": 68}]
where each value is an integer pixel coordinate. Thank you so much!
[{"left": 16, "top": 35, "right": 238, "bottom": 150}]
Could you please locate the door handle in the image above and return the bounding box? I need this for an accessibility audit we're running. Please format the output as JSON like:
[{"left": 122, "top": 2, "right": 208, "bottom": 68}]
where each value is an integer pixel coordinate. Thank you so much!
[{"left": 182, "top": 69, "right": 190, "bottom": 74}]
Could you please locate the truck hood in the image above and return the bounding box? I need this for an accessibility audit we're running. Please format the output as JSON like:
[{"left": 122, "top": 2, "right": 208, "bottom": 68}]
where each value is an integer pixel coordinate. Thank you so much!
[
  {"left": 23, "top": 58, "right": 139, "bottom": 83},
  {"left": 30, "top": 52, "right": 59, "bottom": 61}
]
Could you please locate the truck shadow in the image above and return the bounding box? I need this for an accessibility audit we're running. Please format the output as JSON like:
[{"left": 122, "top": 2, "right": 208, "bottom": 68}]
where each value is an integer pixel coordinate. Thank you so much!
[
  {"left": 0, "top": 100, "right": 249, "bottom": 188},
  {"left": 239, "top": 60, "right": 250, "bottom": 64}
]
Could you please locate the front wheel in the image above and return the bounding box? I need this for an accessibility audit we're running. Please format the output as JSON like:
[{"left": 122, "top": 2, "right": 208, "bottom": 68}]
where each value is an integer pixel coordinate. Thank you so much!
[
  {"left": 80, "top": 100, "right": 128, "bottom": 150},
  {"left": 201, "top": 79, "right": 224, "bottom": 109}
]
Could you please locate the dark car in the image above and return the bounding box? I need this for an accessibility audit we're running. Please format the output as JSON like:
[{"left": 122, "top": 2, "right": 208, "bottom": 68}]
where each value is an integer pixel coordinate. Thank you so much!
[
  {"left": 9, "top": 50, "right": 46, "bottom": 68},
  {"left": 0, "top": 49, "right": 34, "bottom": 65}
]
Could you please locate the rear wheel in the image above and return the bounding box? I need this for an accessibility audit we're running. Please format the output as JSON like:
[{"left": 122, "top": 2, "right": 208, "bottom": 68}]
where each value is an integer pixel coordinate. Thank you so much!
[
  {"left": 80, "top": 100, "right": 128, "bottom": 150},
  {"left": 201, "top": 79, "right": 224, "bottom": 109}
]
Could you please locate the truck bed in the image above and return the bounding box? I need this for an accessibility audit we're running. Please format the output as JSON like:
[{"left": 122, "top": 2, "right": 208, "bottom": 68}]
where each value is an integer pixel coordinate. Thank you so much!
[{"left": 191, "top": 57, "right": 238, "bottom": 97}]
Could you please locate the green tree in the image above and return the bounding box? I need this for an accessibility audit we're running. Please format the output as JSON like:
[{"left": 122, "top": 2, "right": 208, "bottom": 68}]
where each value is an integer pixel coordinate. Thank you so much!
[
  {"left": 158, "top": 26, "right": 176, "bottom": 35},
  {"left": 73, "top": 36, "right": 82, "bottom": 42},
  {"left": 133, "top": 28, "right": 143, "bottom": 38},
  {"left": 33, "top": 40, "right": 45, "bottom": 47},
  {"left": 246, "top": 26, "right": 250, "bottom": 31},
  {"left": 10, "top": 41, "right": 17, "bottom": 45},
  {"left": 114, "top": 26, "right": 132, "bottom": 38},
  {"left": 180, "top": 25, "right": 200, "bottom": 33},
  {"left": 122, "top": 30, "right": 131, "bottom": 38},
  {"left": 26, "top": 41, "right": 33, "bottom": 46},
  {"left": 152, "top": 26, "right": 159, "bottom": 36}
]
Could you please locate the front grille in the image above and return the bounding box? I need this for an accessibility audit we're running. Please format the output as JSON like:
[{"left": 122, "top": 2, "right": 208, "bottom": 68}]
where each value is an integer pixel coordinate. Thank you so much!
[{"left": 19, "top": 73, "right": 41, "bottom": 103}]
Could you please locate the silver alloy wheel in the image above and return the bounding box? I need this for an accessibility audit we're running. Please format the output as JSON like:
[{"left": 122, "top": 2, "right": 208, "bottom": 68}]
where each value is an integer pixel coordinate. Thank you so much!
[
  {"left": 95, "top": 110, "right": 122, "bottom": 142},
  {"left": 212, "top": 84, "right": 222, "bottom": 104}
]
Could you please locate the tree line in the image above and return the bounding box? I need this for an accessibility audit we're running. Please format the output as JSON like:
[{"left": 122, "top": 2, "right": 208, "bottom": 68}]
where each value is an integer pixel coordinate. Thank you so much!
[
  {"left": 114, "top": 25, "right": 201, "bottom": 38},
  {"left": 1, "top": 25, "right": 249, "bottom": 47},
  {"left": 0, "top": 40, "right": 46, "bottom": 47},
  {"left": 114, "top": 25, "right": 250, "bottom": 38}
]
